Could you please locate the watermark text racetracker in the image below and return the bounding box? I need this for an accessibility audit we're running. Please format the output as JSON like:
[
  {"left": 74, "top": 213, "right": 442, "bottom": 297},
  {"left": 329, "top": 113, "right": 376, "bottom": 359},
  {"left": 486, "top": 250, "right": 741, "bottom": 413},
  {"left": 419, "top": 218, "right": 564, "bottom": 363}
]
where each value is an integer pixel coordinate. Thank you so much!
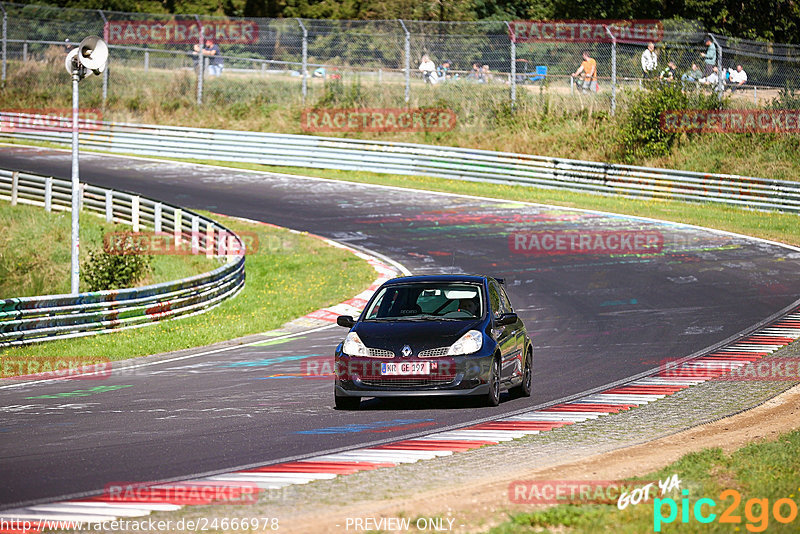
[
  {"left": 1, "top": 356, "right": 111, "bottom": 380},
  {"left": 508, "top": 19, "right": 663, "bottom": 43},
  {"left": 510, "top": 230, "right": 664, "bottom": 256},
  {"left": 0, "top": 109, "right": 103, "bottom": 133},
  {"left": 106, "top": 20, "right": 259, "bottom": 44},
  {"left": 301, "top": 108, "right": 456, "bottom": 133},
  {"left": 661, "top": 109, "right": 800, "bottom": 134},
  {"left": 102, "top": 231, "right": 285, "bottom": 256}
]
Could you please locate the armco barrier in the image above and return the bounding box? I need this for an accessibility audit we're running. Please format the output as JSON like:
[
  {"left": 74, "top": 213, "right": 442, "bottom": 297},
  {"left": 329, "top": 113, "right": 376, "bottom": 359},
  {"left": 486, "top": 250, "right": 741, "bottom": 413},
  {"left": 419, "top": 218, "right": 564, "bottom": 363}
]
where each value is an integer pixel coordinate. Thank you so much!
[
  {"left": 1, "top": 112, "right": 799, "bottom": 212},
  {"left": 0, "top": 168, "right": 245, "bottom": 346}
]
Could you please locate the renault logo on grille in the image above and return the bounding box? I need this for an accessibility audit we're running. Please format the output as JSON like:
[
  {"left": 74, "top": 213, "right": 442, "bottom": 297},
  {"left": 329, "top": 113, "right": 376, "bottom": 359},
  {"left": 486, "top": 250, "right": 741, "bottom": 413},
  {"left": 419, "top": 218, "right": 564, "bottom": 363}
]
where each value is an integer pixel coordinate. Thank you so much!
[{"left": 401, "top": 345, "right": 412, "bottom": 358}]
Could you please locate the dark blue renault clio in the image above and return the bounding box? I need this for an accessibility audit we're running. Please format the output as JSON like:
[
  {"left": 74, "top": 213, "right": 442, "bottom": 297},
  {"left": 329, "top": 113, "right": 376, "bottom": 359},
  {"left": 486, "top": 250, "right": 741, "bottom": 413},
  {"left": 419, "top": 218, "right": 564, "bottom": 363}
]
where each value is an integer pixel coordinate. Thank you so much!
[{"left": 334, "top": 274, "right": 532, "bottom": 410}]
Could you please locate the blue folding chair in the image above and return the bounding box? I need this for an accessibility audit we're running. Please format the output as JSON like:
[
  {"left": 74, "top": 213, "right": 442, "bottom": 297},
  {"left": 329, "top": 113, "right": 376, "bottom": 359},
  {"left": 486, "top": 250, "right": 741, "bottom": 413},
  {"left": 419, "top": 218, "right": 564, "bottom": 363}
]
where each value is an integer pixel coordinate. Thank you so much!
[{"left": 529, "top": 65, "right": 547, "bottom": 83}]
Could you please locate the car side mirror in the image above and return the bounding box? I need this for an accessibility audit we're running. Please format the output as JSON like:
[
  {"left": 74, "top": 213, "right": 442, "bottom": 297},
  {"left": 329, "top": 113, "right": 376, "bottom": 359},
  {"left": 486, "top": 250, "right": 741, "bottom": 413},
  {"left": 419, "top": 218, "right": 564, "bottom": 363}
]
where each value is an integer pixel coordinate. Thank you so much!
[
  {"left": 336, "top": 315, "right": 355, "bottom": 328},
  {"left": 495, "top": 313, "right": 518, "bottom": 326}
]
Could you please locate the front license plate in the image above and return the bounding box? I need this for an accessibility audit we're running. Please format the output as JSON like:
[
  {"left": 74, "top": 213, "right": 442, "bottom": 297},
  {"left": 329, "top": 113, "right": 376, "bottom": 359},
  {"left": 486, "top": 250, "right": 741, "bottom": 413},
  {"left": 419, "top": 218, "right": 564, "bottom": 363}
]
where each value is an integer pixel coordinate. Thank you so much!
[{"left": 381, "top": 361, "right": 430, "bottom": 375}]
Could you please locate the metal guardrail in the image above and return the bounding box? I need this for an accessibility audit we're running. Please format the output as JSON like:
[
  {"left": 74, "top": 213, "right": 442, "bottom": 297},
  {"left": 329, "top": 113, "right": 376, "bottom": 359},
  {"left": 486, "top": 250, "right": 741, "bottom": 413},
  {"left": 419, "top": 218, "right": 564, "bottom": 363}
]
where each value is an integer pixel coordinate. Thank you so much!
[
  {"left": 0, "top": 167, "right": 245, "bottom": 346},
  {"left": 1, "top": 112, "right": 799, "bottom": 213}
]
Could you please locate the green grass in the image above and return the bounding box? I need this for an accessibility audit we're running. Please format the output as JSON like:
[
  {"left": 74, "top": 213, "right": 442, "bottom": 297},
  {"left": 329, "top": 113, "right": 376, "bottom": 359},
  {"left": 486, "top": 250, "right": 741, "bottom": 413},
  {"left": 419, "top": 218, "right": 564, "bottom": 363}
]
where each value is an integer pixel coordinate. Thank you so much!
[
  {"left": 0, "top": 211, "right": 376, "bottom": 365},
  {"left": 0, "top": 201, "right": 214, "bottom": 298},
  {"left": 490, "top": 429, "right": 800, "bottom": 533}
]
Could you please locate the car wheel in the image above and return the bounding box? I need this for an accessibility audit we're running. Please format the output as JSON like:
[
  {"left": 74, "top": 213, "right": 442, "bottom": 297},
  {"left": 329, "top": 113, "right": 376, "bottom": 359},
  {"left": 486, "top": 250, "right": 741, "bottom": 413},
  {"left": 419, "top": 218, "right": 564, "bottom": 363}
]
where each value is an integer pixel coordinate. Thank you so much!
[
  {"left": 510, "top": 347, "right": 532, "bottom": 398},
  {"left": 334, "top": 395, "right": 361, "bottom": 410},
  {"left": 484, "top": 357, "right": 501, "bottom": 407}
]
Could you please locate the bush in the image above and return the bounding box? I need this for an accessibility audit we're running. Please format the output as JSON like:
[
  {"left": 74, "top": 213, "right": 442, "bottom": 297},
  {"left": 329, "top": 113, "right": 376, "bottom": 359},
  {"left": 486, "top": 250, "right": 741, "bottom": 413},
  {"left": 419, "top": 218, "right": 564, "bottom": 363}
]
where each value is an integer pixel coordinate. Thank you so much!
[
  {"left": 81, "top": 245, "right": 151, "bottom": 292},
  {"left": 616, "top": 84, "right": 724, "bottom": 162}
]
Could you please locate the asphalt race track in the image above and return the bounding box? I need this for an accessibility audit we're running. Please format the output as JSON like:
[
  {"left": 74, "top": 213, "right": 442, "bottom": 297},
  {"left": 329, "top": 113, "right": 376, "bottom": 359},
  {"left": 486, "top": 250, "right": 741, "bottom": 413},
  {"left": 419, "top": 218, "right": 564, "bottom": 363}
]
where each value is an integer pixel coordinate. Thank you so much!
[{"left": 2, "top": 146, "right": 799, "bottom": 508}]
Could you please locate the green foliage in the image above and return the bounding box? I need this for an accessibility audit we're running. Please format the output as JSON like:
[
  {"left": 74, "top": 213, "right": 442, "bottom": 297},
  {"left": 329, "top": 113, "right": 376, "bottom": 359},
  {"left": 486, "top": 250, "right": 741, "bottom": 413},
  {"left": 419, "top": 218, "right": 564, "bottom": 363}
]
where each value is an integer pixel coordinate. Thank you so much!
[
  {"left": 81, "top": 247, "right": 151, "bottom": 292},
  {"left": 768, "top": 87, "right": 800, "bottom": 110},
  {"left": 616, "top": 84, "right": 724, "bottom": 163}
]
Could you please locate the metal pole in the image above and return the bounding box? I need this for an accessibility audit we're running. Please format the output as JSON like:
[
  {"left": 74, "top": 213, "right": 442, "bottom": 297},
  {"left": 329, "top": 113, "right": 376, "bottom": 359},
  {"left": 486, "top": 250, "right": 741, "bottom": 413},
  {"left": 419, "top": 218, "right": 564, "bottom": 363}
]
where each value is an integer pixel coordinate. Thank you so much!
[
  {"left": 505, "top": 22, "right": 516, "bottom": 108},
  {"left": 22, "top": 41, "right": 27, "bottom": 62},
  {"left": 98, "top": 10, "right": 109, "bottom": 104},
  {"left": 398, "top": 19, "right": 410, "bottom": 104},
  {"left": 297, "top": 19, "right": 307, "bottom": 104},
  {"left": 195, "top": 15, "right": 204, "bottom": 105},
  {"left": 1, "top": 3, "right": 7, "bottom": 83},
  {"left": 144, "top": 50, "right": 149, "bottom": 72},
  {"left": 605, "top": 26, "right": 617, "bottom": 116},
  {"left": 70, "top": 67, "right": 81, "bottom": 295}
]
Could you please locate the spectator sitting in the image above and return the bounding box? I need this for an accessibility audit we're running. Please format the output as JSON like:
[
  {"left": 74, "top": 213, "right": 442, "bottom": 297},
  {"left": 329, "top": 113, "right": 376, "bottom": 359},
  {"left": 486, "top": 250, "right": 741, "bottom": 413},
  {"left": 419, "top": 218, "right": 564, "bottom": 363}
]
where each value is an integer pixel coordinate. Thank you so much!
[
  {"left": 200, "top": 38, "right": 223, "bottom": 76},
  {"left": 659, "top": 61, "right": 677, "bottom": 83},
  {"left": 681, "top": 62, "right": 703, "bottom": 83},
  {"left": 571, "top": 50, "right": 598, "bottom": 93},
  {"left": 481, "top": 64, "right": 491, "bottom": 83},
  {"left": 641, "top": 42, "right": 658, "bottom": 79},
  {"left": 728, "top": 64, "right": 747, "bottom": 91},
  {"left": 419, "top": 54, "right": 437, "bottom": 84},
  {"left": 467, "top": 62, "right": 481, "bottom": 81},
  {"left": 437, "top": 60, "right": 452, "bottom": 81},
  {"left": 699, "top": 65, "right": 719, "bottom": 86}
]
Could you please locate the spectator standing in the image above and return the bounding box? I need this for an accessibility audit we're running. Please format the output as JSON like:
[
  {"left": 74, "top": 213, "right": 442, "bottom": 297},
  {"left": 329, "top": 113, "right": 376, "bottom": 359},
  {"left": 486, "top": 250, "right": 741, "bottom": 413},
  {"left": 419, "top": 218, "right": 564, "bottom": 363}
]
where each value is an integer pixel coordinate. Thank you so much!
[
  {"left": 419, "top": 54, "right": 437, "bottom": 84},
  {"left": 729, "top": 64, "right": 747, "bottom": 91},
  {"left": 700, "top": 37, "right": 717, "bottom": 76},
  {"left": 572, "top": 50, "right": 597, "bottom": 93},
  {"left": 641, "top": 42, "right": 658, "bottom": 79},
  {"left": 199, "top": 38, "right": 223, "bottom": 76}
]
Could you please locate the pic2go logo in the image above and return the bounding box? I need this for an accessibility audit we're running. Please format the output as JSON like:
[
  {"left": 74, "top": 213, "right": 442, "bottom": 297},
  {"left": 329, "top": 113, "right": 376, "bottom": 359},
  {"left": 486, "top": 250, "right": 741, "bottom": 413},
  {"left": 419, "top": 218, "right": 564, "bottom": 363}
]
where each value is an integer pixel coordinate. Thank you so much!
[{"left": 654, "top": 489, "right": 799, "bottom": 532}]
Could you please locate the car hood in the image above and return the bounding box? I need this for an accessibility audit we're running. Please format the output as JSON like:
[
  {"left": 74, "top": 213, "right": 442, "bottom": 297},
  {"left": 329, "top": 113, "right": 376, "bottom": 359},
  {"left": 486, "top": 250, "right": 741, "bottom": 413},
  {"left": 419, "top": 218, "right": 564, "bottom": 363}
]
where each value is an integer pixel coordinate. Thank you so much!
[{"left": 354, "top": 319, "right": 483, "bottom": 354}]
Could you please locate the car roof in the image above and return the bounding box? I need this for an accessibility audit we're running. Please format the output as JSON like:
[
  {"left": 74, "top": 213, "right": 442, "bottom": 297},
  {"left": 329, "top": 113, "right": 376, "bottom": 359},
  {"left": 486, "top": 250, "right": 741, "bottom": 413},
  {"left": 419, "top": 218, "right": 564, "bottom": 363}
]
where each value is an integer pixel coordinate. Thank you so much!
[{"left": 382, "top": 274, "right": 490, "bottom": 285}]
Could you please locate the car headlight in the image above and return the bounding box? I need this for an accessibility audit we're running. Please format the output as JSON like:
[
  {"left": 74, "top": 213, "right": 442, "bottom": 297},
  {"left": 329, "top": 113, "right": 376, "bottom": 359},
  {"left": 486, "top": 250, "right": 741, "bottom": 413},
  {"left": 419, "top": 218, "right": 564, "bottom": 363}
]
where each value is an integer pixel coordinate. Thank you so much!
[
  {"left": 342, "top": 332, "right": 369, "bottom": 357},
  {"left": 447, "top": 330, "right": 483, "bottom": 356}
]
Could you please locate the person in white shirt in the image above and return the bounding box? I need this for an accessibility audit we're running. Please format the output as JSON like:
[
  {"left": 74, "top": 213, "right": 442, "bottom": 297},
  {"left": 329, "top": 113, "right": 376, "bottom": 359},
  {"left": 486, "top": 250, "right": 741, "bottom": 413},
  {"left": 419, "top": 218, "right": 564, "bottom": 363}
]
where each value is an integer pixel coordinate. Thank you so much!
[
  {"left": 729, "top": 64, "right": 747, "bottom": 91},
  {"left": 419, "top": 55, "right": 437, "bottom": 84},
  {"left": 641, "top": 42, "right": 658, "bottom": 79}
]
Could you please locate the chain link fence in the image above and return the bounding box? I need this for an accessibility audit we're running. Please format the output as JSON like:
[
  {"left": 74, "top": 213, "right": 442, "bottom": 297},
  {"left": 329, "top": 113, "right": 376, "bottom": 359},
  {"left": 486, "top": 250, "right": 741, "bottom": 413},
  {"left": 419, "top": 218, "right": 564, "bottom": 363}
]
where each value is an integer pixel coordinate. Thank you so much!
[{"left": 2, "top": 2, "right": 799, "bottom": 129}]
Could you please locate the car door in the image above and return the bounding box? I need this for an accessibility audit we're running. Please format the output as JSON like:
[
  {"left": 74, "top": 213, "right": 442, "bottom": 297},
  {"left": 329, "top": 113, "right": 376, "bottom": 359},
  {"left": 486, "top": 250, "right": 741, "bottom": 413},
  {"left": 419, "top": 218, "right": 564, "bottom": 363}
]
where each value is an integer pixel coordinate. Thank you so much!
[
  {"left": 500, "top": 285, "right": 524, "bottom": 381},
  {"left": 489, "top": 281, "right": 517, "bottom": 383}
]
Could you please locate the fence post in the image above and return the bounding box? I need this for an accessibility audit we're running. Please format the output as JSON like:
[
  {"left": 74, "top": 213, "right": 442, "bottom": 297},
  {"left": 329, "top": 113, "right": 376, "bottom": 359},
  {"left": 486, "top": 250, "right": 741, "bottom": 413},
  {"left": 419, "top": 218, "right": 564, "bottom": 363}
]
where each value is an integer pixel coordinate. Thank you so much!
[
  {"left": 505, "top": 22, "right": 516, "bottom": 109},
  {"left": 191, "top": 215, "right": 200, "bottom": 254},
  {"left": 605, "top": 26, "right": 617, "bottom": 116},
  {"left": 45, "top": 176, "right": 52, "bottom": 212},
  {"left": 154, "top": 202, "right": 162, "bottom": 233},
  {"left": 10, "top": 170, "right": 17, "bottom": 205},
  {"left": 105, "top": 189, "right": 113, "bottom": 222},
  {"left": 398, "top": 19, "right": 410, "bottom": 104},
  {"left": 22, "top": 41, "right": 26, "bottom": 61},
  {"left": 144, "top": 50, "right": 149, "bottom": 72},
  {"left": 131, "top": 195, "right": 140, "bottom": 232},
  {"left": 195, "top": 15, "right": 204, "bottom": 105},
  {"left": 205, "top": 222, "right": 214, "bottom": 258},
  {"left": 174, "top": 208, "right": 182, "bottom": 247},
  {"left": 297, "top": 19, "right": 308, "bottom": 105},
  {"left": 98, "top": 10, "right": 109, "bottom": 104},
  {"left": 1, "top": 2, "right": 7, "bottom": 84}
]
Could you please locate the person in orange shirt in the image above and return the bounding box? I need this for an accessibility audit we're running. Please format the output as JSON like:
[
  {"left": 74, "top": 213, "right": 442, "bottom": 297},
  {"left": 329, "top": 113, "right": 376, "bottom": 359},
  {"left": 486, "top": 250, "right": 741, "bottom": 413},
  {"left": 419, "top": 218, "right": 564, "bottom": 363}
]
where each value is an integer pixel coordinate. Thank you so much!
[{"left": 571, "top": 50, "right": 598, "bottom": 93}]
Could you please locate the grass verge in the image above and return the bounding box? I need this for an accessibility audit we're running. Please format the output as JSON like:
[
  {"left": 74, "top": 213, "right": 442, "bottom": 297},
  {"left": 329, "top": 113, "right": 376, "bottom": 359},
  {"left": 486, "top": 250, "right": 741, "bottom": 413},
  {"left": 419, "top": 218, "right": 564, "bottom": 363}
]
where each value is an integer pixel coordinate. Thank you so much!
[
  {"left": 0, "top": 211, "right": 376, "bottom": 364},
  {"left": 0, "top": 201, "right": 214, "bottom": 298},
  {"left": 490, "top": 427, "right": 800, "bottom": 533}
]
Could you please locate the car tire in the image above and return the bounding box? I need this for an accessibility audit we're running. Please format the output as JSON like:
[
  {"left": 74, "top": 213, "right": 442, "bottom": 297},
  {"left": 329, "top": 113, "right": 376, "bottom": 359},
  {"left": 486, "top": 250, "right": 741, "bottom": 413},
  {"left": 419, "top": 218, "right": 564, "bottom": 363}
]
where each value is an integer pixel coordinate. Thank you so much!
[
  {"left": 334, "top": 395, "right": 361, "bottom": 410},
  {"left": 484, "top": 357, "right": 501, "bottom": 407},
  {"left": 510, "top": 347, "right": 532, "bottom": 398}
]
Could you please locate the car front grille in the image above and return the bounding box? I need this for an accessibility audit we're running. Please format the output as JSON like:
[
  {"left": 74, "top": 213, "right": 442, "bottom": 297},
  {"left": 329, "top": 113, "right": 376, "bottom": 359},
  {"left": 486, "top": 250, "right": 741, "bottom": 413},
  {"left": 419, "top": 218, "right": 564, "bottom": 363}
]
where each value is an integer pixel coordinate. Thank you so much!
[
  {"left": 417, "top": 347, "right": 449, "bottom": 358},
  {"left": 367, "top": 348, "right": 395, "bottom": 359},
  {"left": 359, "top": 377, "right": 456, "bottom": 388}
]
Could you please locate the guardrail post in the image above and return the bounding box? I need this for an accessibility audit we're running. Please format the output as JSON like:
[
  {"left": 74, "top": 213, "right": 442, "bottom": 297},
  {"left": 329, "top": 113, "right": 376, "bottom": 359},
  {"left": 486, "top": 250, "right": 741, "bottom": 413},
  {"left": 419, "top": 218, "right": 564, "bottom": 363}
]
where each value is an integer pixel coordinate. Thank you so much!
[
  {"left": 297, "top": 19, "right": 308, "bottom": 105},
  {"left": 174, "top": 208, "right": 182, "bottom": 247},
  {"left": 154, "top": 202, "right": 162, "bottom": 233},
  {"left": 98, "top": 10, "right": 109, "bottom": 105},
  {"left": 1, "top": 2, "right": 7, "bottom": 84},
  {"left": 398, "top": 19, "right": 410, "bottom": 104},
  {"left": 45, "top": 176, "right": 53, "bottom": 211},
  {"left": 195, "top": 16, "right": 204, "bottom": 105},
  {"left": 205, "top": 222, "right": 214, "bottom": 258},
  {"left": 131, "top": 195, "right": 140, "bottom": 232},
  {"left": 78, "top": 183, "right": 84, "bottom": 211},
  {"left": 191, "top": 215, "right": 199, "bottom": 254},
  {"left": 10, "top": 170, "right": 17, "bottom": 205},
  {"left": 105, "top": 189, "right": 113, "bottom": 222},
  {"left": 505, "top": 22, "right": 516, "bottom": 109},
  {"left": 604, "top": 25, "right": 617, "bottom": 116}
]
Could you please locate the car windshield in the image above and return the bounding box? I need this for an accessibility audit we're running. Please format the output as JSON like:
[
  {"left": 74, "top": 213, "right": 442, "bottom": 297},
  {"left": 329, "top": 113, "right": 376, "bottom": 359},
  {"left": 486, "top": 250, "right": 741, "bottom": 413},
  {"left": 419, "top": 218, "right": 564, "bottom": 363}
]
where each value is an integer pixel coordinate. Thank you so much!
[{"left": 364, "top": 283, "right": 483, "bottom": 321}]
